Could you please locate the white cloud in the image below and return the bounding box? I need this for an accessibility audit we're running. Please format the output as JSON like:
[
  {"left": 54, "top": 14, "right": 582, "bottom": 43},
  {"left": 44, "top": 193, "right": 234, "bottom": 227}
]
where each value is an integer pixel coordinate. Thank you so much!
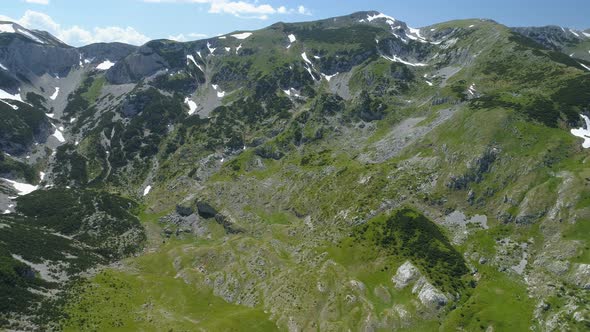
[
  {"left": 168, "top": 32, "right": 208, "bottom": 41},
  {"left": 2, "top": 10, "right": 150, "bottom": 46},
  {"left": 24, "top": 0, "right": 50, "bottom": 4},
  {"left": 144, "top": 0, "right": 311, "bottom": 19}
]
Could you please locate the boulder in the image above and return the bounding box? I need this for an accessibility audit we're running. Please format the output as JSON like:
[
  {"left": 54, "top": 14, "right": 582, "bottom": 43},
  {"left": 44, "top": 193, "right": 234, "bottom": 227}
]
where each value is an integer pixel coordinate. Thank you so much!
[
  {"left": 196, "top": 201, "right": 218, "bottom": 219},
  {"left": 392, "top": 261, "right": 421, "bottom": 288}
]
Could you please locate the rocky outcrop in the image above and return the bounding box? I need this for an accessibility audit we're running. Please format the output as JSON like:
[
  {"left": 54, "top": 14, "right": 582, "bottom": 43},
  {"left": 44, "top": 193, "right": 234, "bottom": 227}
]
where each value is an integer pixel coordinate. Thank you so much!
[
  {"left": 392, "top": 261, "right": 421, "bottom": 288},
  {"left": 105, "top": 45, "right": 168, "bottom": 84},
  {"left": 392, "top": 261, "right": 448, "bottom": 309}
]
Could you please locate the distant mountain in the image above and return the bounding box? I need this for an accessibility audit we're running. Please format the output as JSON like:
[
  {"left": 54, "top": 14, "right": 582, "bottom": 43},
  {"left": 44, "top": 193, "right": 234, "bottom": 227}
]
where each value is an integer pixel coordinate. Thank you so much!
[
  {"left": 1, "top": 11, "right": 589, "bottom": 331},
  {"left": 512, "top": 25, "right": 590, "bottom": 61}
]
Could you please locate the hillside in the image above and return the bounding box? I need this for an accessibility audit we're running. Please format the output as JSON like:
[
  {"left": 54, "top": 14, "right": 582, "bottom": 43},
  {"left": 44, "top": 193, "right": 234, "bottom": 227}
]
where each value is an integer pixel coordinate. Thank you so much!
[{"left": 0, "top": 11, "right": 589, "bottom": 331}]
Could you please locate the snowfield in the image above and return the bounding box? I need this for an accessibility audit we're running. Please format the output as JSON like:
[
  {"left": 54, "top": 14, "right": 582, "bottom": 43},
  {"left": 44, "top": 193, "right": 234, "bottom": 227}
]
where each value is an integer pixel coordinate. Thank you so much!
[
  {"left": 1, "top": 178, "right": 38, "bottom": 196},
  {"left": 50, "top": 87, "right": 60, "bottom": 100},
  {"left": 143, "top": 185, "right": 152, "bottom": 196},
  {"left": 96, "top": 60, "right": 115, "bottom": 70},
  {"left": 231, "top": 32, "right": 252, "bottom": 40},
  {"left": 571, "top": 114, "right": 590, "bottom": 148},
  {"left": 0, "top": 88, "right": 24, "bottom": 102},
  {"left": 184, "top": 97, "right": 197, "bottom": 115}
]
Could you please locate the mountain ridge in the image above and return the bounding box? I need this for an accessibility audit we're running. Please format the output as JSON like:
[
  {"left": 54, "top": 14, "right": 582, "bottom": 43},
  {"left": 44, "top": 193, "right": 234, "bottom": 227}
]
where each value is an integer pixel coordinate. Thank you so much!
[{"left": 0, "top": 10, "right": 589, "bottom": 331}]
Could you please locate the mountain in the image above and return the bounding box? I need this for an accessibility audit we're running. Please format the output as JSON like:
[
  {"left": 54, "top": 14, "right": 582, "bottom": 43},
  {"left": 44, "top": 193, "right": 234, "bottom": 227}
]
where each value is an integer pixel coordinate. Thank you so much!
[
  {"left": 1, "top": 10, "right": 589, "bottom": 331},
  {"left": 512, "top": 25, "right": 590, "bottom": 61}
]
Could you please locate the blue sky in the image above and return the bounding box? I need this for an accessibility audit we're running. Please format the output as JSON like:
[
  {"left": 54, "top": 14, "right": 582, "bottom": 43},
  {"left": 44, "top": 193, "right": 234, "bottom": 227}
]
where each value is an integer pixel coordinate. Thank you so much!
[{"left": 1, "top": 0, "right": 589, "bottom": 46}]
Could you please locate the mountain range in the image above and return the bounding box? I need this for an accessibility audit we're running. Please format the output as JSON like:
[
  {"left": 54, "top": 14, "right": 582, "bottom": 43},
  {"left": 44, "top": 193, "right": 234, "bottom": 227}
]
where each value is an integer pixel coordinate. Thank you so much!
[{"left": 0, "top": 11, "right": 589, "bottom": 331}]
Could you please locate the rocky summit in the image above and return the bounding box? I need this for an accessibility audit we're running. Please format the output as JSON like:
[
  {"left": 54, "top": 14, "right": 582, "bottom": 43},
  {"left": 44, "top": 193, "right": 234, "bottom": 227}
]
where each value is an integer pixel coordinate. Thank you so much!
[{"left": 0, "top": 9, "right": 589, "bottom": 331}]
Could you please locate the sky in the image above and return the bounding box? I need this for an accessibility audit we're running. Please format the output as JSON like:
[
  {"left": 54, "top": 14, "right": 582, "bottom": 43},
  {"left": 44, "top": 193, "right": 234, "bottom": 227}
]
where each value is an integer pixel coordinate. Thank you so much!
[{"left": 1, "top": 0, "right": 589, "bottom": 46}]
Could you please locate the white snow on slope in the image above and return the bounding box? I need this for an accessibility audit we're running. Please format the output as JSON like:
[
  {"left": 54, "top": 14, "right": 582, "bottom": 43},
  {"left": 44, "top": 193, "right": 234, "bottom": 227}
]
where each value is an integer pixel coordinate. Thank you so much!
[
  {"left": 0, "top": 88, "right": 23, "bottom": 102},
  {"left": 225, "top": 47, "right": 230, "bottom": 52},
  {"left": 301, "top": 52, "right": 313, "bottom": 66},
  {"left": 407, "top": 27, "right": 427, "bottom": 43},
  {"left": 367, "top": 13, "right": 396, "bottom": 23},
  {"left": 50, "top": 87, "right": 59, "bottom": 100},
  {"left": 584, "top": 32, "right": 590, "bottom": 38},
  {"left": 468, "top": 83, "right": 477, "bottom": 96},
  {"left": 17, "top": 28, "right": 44, "bottom": 44},
  {"left": 207, "top": 42, "right": 216, "bottom": 54},
  {"left": 96, "top": 60, "right": 115, "bottom": 70},
  {"left": 0, "top": 99, "right": 18, "bottom": 110},
  {"left": 580, "top": 62, "right": 590, "bottom": 72},
  {"left": 321, "top": 72, "right": 338, "bottom": 81},
  {"left": 184, "top": 97, "right": 197, "bottom": 115},
  {"left": 236, "top": 43, "right": 242, "bottom": 54},
  {"left": 143, "top": 185, "right": 152, "bottom": 196},
  {"left": 51, "top": 125, "right": 65, "bottom": 143},
  {"left": 288, "top": 34, "right": 296, "bottom": 43},
  {"left": 381, "top": 55, "right": 427, "bottom": 67},
  {"left": 0, "top": 23, "right": 15, "bottom": 33},
  {"left": 570, "top": 29, "right": 580, "bottom": 37},
  {"left": 0, "top": 63, "right": 6, "bottom": 70},
  {"left": 1, "top": 178, "right": 38, "bottom": 195},
  {"left": 571, "top": 114, "right": 590, "bottom": 148},
  {"left": 231, "top": 32, "right": 252, "bottom": 40},
  {"left": 425, "top": 80, "right": 433, "bottom": 86},
  {"left": 186, "top": 54, "right": 204, "bottom": 72}
]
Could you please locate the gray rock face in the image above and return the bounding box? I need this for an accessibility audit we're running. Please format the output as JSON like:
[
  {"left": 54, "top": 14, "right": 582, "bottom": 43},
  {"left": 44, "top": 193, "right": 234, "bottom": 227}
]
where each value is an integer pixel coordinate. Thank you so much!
[
  {"left": 392, "top": 261, "right": 448, "bottom": 309},
  {"left": 413, "top": 278, "right": 448, "bottom": 308},
  {"left": 105, "top": 45, "right": 168, "bottom": 84},
  {"left": 79, "top": 42, "right": 138, "bottom": 63},
  {"left": 392, "top": 261, "right": 421, "bottom": 288},
  {"left": 0, "top": 38, "right": 79, "bottom": 79},
  {"left": 511, "top": 26, "right": 587, "bottom": 51}
]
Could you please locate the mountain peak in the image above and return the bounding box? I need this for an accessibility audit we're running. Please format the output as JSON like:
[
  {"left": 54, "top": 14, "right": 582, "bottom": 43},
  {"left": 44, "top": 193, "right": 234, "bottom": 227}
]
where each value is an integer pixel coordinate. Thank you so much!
[{"left": 0, "top": 21, "right": 68, "bottom": 47}]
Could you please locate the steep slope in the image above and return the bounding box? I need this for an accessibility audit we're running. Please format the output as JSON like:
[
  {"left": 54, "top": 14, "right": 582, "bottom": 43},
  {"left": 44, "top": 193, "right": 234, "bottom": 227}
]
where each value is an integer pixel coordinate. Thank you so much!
[{"left": 0, "top": 11, "right": 589, "bottom": 331}]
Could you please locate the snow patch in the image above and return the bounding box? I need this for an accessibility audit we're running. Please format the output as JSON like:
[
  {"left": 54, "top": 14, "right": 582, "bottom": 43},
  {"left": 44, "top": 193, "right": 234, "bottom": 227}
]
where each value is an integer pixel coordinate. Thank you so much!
[
  {"left": 143, "top": 185, "right": 152, "bottom": 196},
  {"left": 381, "top": 54, "right": 427, "bottom": 67},
  {"left": 235, "top": 43, "right": 242, "bottom": 54},
  {"left": 570, "top": 29, "right": 580, "bottom": 37},
  {"left": 288, "top": 34, "right": 296, "bottom": 43},
  {"left": 2, "top": 178, "right": 38, "bottom": 196},
  {"left": 583, "top": 32, "right": 590, "bottom": 38},
  {"left": 184, "top": 97, "right": 197, "bottom": 115},
  {"left": 0, "top": 23, "right": 15, "bottom": 34},
  {"left": 579, "top": 62, "right": 590, "bottom": 72},
  {"left": 186, "top": 54, "right": 204, "bottom": 72},
  {"left": 207, "top": 42, "right": 216, "bottom": 54},
  {"left": 0, "top": 63, "right": 7, "bottom": 70},
  {"left": 51, "top": 125, "right": 65, "bottom": 143},
  {"left": 231, "top": 32, "right": 252, "bottom": 40},
  {"left": 96, "top": 60, "right": 115, "bottom": 70},
  {"left": 218, "top": 36, "right": 226, "bottom": 39},
  {"left": 17, "top": 28, "right": 44, "bottom": 44},
  {"left": 321, "top": 72, "right": 338, "bottom": 81},
  {"left": 467, "top": 83, "right": 477, "bottom": 96},
  {"left": 0, "top": 88, "right": 23, "bottom": 102},
  {"left": 49, "top": 87, "right": 59, "bottom": 100},
  {"left": 425, "top": 80, "right": 433, "bottom": 86},
  {"left": 0, "top": 99, "right": 18, "bottom": 110},
  {"left": 367, "top": 12, "right": 396, "bottom": 23},
  {"left": 301, "top": 52, "right": 313, "bottom": 66},
  {"left": 225, "top": 47, "right": 231, "bottom": 52},
  {"left": 571, "top": 114, "right": 590, "bottom": 148}
]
